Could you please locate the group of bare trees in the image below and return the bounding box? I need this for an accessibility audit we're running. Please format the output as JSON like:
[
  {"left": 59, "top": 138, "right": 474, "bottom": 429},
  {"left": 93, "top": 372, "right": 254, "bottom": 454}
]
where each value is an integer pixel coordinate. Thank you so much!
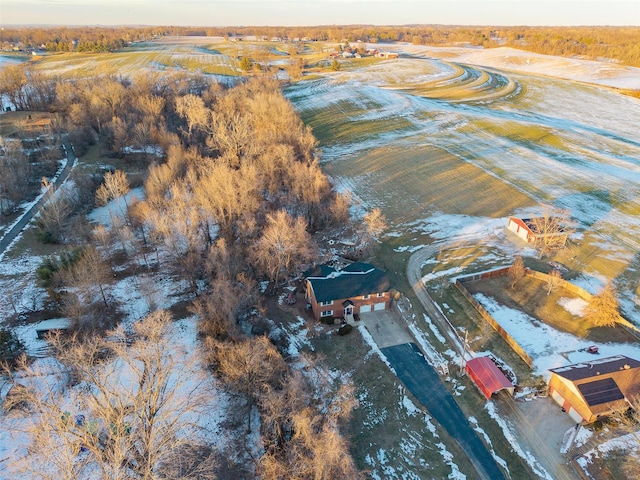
[
  {"left": 207, "top": 338, "right": 361, "bottom": 479},
  {"left": 5, "top": 311, "right": 217, "bottom": 479},
  {"left": 2, "top": 63, "right": 364, "bottom": 478}
]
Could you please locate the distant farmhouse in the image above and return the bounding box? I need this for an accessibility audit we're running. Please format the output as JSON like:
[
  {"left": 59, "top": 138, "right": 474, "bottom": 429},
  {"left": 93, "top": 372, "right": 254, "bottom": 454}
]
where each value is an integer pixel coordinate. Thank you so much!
[
  {"left": 548, "top": 355, "right": 640, "bottom": 424},
  {"left": 507, "top": 216, "right": 568, "bottom": 246},
  {"left": 304, "top": 262, "right": 391, "bottom": 322}
]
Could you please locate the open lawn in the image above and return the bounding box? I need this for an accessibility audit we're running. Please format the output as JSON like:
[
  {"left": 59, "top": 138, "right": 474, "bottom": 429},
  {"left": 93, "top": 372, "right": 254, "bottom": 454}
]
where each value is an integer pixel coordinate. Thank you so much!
[{"left": 323, "top": 143, "right": 534, "bottom": 226}]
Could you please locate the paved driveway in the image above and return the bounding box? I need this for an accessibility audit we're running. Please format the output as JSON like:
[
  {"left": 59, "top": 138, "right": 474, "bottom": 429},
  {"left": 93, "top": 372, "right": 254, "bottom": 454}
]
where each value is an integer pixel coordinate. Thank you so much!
[
  {"left": 381, "top": 342, "right": 506, "bottom": 480},
  {"left": 360, "top": 310, "right": 413, "bottom": 348}
]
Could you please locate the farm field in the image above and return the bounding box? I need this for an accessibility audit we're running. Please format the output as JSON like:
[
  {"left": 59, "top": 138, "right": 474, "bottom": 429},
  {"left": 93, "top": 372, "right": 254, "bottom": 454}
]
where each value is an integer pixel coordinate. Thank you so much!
[{"left": 285, "top": 44, "right": 640, "bottom": 326}]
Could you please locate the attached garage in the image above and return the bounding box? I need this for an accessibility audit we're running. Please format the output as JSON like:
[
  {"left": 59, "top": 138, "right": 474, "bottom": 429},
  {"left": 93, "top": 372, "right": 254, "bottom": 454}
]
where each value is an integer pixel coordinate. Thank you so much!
[
  {"left": 360, "top": 304, "right": 372, "bottom": 313},
  {"left": 374, "top": 302, "right": 386, "bottom": 311},
  {"left": 465, "top": 356, "right": 514, "bottom": 400}
]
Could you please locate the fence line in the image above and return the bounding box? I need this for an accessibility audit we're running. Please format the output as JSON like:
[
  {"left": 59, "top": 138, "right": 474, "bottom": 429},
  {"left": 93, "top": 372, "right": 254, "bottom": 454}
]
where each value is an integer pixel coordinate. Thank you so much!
[
  {"left": 457, "top": 266, "right": 640, "bottom": 363},
  {"left": 455, "top": 279, "right": 534, "bottom": 368}
]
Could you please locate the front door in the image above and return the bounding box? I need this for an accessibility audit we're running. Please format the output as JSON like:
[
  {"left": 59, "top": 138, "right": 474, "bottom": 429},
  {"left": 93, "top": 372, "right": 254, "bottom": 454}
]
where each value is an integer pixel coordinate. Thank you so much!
[{"left": 344, "top": 306, "right": 353, "bottom": 317}]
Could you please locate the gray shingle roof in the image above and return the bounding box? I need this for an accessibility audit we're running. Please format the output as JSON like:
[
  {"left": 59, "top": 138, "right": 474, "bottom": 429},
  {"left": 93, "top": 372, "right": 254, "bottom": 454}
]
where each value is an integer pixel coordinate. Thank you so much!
[{"left": 306, "top": 263, "right": 390, "bottom": 303}]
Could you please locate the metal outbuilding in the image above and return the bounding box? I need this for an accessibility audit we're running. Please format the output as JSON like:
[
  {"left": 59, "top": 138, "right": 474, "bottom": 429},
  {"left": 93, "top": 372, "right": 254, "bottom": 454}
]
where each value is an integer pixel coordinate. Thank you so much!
[{"left": 465, "top": 356, "right": 515, "bottom": 400}]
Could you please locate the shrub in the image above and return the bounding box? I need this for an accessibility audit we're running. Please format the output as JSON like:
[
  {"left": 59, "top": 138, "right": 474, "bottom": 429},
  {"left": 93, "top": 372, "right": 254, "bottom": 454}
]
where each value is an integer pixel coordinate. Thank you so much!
[
  {"left": 322, "top": 316, "right": 335, "bottom": 325},
  {"left": 338, "top": 324, "right": 353, "bottom": 336},
  {"left": 0, "top": 328, "right": 26, "bottom": 365}
]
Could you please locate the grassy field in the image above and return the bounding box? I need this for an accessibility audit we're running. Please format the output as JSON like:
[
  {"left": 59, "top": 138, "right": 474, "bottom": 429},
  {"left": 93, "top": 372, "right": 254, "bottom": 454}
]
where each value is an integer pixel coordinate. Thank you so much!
[{"left": 323, "top": 143, "right": 535, "bottom": 225}]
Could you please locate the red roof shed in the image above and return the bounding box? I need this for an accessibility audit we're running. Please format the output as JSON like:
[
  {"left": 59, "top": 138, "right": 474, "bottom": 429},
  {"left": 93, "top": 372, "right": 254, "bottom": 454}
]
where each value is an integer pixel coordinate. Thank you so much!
[{"left": 466, "top": 356, "right": 514, "bottom": 400}]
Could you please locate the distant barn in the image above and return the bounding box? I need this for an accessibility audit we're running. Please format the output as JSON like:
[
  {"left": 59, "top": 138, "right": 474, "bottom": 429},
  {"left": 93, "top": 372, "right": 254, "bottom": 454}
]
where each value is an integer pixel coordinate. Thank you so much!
[{"left": 507, "top": 216, "right": 568, "bottom": 246}]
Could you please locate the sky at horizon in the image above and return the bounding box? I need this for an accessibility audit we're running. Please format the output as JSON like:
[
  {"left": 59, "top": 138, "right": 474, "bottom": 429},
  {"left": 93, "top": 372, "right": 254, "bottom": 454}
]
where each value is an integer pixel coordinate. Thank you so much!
[{"left": 1, "top": 0, "right": 639, "bottom": 27}]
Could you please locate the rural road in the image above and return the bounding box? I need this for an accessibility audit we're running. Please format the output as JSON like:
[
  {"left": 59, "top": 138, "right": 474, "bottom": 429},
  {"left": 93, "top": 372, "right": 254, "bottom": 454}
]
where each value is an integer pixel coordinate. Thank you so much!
[
  {"left": 0, "top": 135, "right": 75, "bottom": 256},
  {"left": 407, "top": 241, "right": 580, "bottom": 480}
]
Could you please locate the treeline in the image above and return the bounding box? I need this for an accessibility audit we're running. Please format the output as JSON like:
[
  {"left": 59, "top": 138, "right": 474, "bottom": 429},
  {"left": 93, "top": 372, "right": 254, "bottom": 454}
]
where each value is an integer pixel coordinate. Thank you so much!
[
  {"left": 1, "top": 26, "right": 163, "bottom": 53},
  {"left": 3, "top": 25, "right": 639, "bottom": 66},
  {"left": 229, "top": 25, "right": 640, "bottom": 67}
]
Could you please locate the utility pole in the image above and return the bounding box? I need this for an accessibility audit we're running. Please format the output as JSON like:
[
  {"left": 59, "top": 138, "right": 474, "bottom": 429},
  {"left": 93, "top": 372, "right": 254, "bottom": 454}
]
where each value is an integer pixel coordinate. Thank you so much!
[{"left": 459, "top": 330, "right": 468, "bottom": 374}]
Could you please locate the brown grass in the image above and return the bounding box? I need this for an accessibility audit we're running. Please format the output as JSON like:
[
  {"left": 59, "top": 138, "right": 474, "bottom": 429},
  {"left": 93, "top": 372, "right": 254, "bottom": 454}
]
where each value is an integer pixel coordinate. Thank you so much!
[
  {"left": 463, "top": 275, "right": 636, "bottom": 343},
  {"left": 325, "top": 144, "right": 534, "bottom": 224}
]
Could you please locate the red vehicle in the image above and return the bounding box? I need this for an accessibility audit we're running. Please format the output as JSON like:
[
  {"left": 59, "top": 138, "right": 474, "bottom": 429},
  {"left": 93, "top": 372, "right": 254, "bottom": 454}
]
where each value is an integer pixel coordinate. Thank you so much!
[{"left": 586, "top": 345, "right": 599, "bottom": 354}]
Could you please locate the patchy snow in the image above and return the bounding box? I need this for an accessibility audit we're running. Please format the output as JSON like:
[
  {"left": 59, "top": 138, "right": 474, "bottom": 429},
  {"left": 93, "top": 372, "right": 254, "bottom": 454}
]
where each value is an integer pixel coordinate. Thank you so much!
[
  {"left": 485, "top": 401, "right": 554, "bottom": 480},
  {"left": 468, "top": 416, "right": 510, "bottom": 475},
  {"left": 394, "top": 43, "right": 640, "bottom": 90},
  {"left": 359, "top": 325, "right": 396, "bottom": 374},
  {"left": 284, "top": 316, "right": 313, "bottom": 357},
  {"left": 560, "top": 424, "right": 593, "bottom": 454},
  {"left": 407, "top": 320, "right": 449, "bottom": 374},
  {"left": 87, "top": 187, "right": 144, "bottom": 227},
  {"left": 472, "top": 292, "right": 640, "bottom": 378},
  {"left": 407, "top": 214, "right": 506, "bottom": 243},
  {"left": 558, "top": 297, "right": 588, "bottom": 317},
  {"left": 422, "top": 312, "right": 447, "bottom": 344},
  {"left": 577, "top": 430, "right": 640, "bottom": 474},
  {"left": 122, "top": 145, "right": 163, "bottom": 157},
  {"left": 571, "top": 274, "right": 607, "bottom": 296}
]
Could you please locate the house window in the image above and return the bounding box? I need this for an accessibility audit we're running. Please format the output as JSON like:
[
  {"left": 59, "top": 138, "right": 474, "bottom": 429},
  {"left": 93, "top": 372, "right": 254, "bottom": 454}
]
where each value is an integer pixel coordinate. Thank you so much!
[
  {"left": 321, "top": 310, "right": 333, "bottom": 317},
  {"left": 320, "top": 300, "right": 333, "bottom": 306},
  {"left": 377, "top": 293, "right": 384, "bottom": 298},
  {"left": 363, "top": 294, "right": 370, "bottom": 300}
]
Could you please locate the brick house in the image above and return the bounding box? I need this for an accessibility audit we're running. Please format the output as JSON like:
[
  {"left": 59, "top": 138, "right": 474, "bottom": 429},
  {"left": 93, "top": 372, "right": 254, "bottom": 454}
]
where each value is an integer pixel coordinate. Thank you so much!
[
  {"left": 304, "top": 262, "right": 391, "bottom": 322},
  {"left": 548, "top": 355, "right": 640, "bottom": 424}
]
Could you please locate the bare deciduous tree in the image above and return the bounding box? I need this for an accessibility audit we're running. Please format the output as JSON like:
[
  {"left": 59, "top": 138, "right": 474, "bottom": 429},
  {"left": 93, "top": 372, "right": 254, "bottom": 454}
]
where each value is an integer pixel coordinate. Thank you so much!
[
  {"left": 209, "top": 336, "right": 286, "bottom": 433},
  {"left": 36, "top": 183, "right": 73, "bottom": 243},
  {"left": 546, "top": 269, "right": 562, "bottom": 295},
  {"left": 4, "top": 311, "right": 217, "bottom": 480},
  {"left": 251, "top": 210, "right": 314, "bottom": 289},
  {"left": 529, "top": 206, "right": 574, "bottom": 259},
  {"left": 359, "top": 208, "right": 387, "bottom": 256},
  {"left": 584, "top": 282, "right": 622, "bottom": 328},
  {"left": 257, "top": 366, "right": 361, "bottom": 480},
  {"left": 96, "top": 170, "right": 131, "bottom": 219},
  {"left": 509, "top": 256, "right": 526, "bottom": 289}
]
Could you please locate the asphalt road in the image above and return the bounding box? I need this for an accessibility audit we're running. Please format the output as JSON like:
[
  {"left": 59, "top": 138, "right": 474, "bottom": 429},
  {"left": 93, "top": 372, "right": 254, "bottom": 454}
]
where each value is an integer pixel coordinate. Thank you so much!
[
  {"left": 0, "top": 136, "right": 74, "bottom": 256},
  {"left": 382, "top": 342, "right": 507, "bottom": 480}
]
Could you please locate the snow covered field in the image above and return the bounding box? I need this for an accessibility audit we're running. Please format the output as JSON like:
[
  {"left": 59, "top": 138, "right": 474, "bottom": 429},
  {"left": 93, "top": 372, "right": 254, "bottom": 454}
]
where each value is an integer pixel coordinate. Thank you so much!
[{"left": 287, "top": 43, "right": 640, "bottom": 323}]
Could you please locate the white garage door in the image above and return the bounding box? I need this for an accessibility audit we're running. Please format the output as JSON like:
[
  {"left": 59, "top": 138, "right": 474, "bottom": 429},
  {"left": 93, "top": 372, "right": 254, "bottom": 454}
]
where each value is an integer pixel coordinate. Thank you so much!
[
  {"left": 360, "top": 304, "right": 372, "bottom": 313},
  {"left": 373, "top": 302, "right": 386, "bottom": 311},
  {"left": 568, "top": 407, "right": 583, "bottom": 424},
  {"left": 550, "top": 389, "right": 564, "bottom": 407}
]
